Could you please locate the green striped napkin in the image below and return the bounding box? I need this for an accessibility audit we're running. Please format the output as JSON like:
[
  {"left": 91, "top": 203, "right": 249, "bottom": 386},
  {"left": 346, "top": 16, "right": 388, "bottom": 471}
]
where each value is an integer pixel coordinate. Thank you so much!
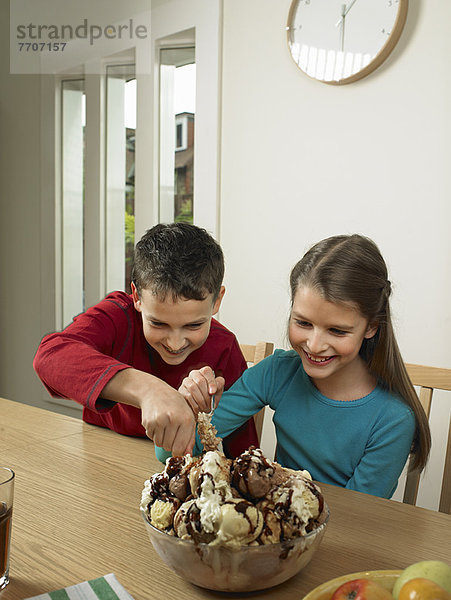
[{"left": 25, "top": 573, "right": 135, "bottom": 600}]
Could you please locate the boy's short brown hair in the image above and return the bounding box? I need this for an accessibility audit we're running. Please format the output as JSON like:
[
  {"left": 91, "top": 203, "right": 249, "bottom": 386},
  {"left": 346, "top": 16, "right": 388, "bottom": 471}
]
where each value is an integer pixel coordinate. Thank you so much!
[{"left": 132, "top": 222, "right": 224, "bottom": 301}]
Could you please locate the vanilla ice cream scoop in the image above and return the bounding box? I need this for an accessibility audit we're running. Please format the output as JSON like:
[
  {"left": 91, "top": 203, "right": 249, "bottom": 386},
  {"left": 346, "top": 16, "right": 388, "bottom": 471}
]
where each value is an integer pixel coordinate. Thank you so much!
[
  {"left": 189, "top": 450, "right": 232, "bottom": 500},
  {"left": 173, "top": 498, "right": 216, "bottom": 544},
  {"left": 213, "top": 498, "right": 263, "bottom": 547},
  {"left": 258, "top": 504, "right": 282, "bottom": 544},
  {"left": 150, "top": 497, "right": 180, "bottom": 531},
  {"left": 260, "top": 474, "right": 323, "bottom": 537}
]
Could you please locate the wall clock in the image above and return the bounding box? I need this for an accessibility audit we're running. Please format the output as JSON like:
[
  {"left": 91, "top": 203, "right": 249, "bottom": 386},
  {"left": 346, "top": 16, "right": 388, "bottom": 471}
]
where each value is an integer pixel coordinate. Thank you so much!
[{"left": 287, "top": 0, "right": 408, "bottom": 85}]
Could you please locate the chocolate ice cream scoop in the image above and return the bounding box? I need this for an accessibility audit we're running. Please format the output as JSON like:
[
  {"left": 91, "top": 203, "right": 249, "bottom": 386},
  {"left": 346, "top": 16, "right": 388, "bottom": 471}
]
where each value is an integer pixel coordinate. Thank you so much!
[
  {"left": 166, "top": 455, "right": 199, "bottom": 500},
  {"left": 232, "top": 446, "right": 292, "bottom": 500}
]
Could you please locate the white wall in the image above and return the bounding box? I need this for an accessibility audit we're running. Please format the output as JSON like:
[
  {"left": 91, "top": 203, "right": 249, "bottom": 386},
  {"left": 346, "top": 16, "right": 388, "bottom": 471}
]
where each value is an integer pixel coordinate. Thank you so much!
[
  {"left": 0, "top": 0, "right": 47, "bottom": 410},
  {"left": 218, "top": 0, "right": 451, "bottom": 511}
]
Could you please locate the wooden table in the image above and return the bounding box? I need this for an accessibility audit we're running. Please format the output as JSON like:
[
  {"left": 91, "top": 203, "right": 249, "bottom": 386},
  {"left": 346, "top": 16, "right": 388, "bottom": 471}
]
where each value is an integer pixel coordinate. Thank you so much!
[{"left": 0, "top": 397, "right": 450, "bottom": 599}]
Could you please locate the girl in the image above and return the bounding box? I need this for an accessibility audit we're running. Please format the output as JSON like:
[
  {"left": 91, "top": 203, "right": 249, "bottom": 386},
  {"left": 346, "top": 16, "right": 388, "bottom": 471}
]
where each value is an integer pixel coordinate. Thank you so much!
[{"left": 181, "top": 234, "right": 431, "bottom": 499}]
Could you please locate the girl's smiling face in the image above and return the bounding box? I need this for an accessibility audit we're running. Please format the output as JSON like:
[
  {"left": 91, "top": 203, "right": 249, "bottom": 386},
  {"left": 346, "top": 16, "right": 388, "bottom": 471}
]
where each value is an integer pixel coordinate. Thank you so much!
[{"left": 289, "top": 286, "right": 378, "bottom": 391}]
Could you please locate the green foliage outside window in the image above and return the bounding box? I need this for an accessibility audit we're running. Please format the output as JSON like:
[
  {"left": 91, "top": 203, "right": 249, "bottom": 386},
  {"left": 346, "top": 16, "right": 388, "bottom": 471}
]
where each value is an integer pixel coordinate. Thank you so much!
[
  {"left": 175, "top": 199, "right": 193, "bottom": 224},
  {"left": 125, "top": 211, "right": 135, "bottom": 263}
]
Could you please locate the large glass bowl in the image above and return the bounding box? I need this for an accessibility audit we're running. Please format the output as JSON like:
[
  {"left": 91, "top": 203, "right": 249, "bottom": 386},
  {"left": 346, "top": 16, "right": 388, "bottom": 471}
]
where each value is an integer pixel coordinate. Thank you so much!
[{"left": 140, "top": 504, "right": 329, "bottom": 592}]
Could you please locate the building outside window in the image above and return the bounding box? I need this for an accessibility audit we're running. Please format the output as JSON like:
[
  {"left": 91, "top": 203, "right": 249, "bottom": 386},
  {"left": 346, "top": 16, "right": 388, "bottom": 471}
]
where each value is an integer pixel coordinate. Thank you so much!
[{"left": 159, "top": 46, "right": 195, "bottom": 224}]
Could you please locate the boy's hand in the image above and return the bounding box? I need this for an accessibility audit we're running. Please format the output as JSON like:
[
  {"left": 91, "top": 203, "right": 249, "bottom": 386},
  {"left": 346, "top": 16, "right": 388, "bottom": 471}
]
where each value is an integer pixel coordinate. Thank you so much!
[
  {"left": 139, "top": 388, "right": 196, "bottom": 456},
  {"left": 179, "top": 366, "right": 225, "bottom": 416},
  {"left": 101, "top": 368, "right": 197, "bottom": 456}
]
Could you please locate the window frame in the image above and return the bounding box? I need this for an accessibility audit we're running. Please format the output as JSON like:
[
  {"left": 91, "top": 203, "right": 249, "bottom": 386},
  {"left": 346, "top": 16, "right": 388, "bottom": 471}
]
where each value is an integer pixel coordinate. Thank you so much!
[{"left": 38, "top": 0, "right": 223, "bottom": 381}]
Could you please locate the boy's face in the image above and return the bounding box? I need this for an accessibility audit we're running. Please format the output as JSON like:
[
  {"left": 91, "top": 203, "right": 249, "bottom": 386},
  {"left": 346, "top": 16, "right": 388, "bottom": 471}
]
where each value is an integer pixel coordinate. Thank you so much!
[{"left": 132, "top": 284, "right": 225, "bottom": 365}]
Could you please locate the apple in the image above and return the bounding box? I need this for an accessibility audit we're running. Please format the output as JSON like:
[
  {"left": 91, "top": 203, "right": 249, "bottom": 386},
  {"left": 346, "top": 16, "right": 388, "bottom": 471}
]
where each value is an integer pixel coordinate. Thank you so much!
[
  {"left": 331, "top": 579, "right": 393, "bottom": 600},
  {"left": 398, "top": 577, "right": 451, "bottom": 600},
  {"left": 393, "top": 562, "right": 451, "bottom": 600}
]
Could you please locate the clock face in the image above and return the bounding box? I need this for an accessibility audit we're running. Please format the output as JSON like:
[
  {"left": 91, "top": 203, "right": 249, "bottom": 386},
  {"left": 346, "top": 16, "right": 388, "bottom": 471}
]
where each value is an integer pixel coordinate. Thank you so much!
[{"left": 287, "top": 0, "right": 408, "bottom": 84}]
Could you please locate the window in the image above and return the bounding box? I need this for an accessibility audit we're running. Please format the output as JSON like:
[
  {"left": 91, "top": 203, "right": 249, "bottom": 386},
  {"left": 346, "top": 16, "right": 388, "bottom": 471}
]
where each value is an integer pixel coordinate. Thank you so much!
[
  {"left": 50, "top": 5, "right": 221, "bottom": 345},
  {"left": 159, "top": 46, "right": 195, "bottom": 224},
  {"left": 59, "top": 62, "right": 137, "bottom": 333},
  {"left": 61, "top": 79, "right": 85, "bottom": 326},
  {"left": 106, "top": 63, "right": 136, "bottom": 293},
  {"left": 176, "top": 122, "right": 184, "bottom": 150}
]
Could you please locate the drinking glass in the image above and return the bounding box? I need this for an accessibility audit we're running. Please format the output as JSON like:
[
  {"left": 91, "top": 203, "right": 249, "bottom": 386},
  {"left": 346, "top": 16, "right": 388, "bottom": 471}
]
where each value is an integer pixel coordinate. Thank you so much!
[{"left": 0, "top": 467, "right": 15, "bottom": 590}]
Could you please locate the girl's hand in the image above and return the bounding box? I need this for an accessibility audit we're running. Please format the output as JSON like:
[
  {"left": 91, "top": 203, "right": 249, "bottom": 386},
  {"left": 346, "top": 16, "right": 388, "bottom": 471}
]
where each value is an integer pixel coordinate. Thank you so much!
[{"left": 179, "top": 366, "right": 225, "bottom": 416}]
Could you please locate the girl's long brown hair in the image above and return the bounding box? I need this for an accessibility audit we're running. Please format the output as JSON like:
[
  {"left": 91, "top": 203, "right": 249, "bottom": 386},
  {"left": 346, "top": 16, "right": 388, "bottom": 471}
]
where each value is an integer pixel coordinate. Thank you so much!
[{"left": 290, "top": 234, "right": 430, "bottom": 472}]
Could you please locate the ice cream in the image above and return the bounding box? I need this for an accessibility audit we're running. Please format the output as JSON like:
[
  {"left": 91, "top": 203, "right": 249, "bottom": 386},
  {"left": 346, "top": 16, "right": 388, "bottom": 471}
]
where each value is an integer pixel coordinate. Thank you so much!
[
  {"left": 197, "top": 412, "right": 222, "bottom": 452},
  {"left": 141, "top": 414, "right": 329, "bottom": 592},
  {"left": 231, "top": 446, "right": 310, "bottom": 500},
  {"left": 140, "top": 454, "right": 197, "bottom": 532},
  {"left": 258, "top": 473, "right": 323, "bottom": 538},
  {"left": 189, "top": 450, "right": 232, "bottom": 499},
  {"left": 141, "top": 446, "right": 326, "bottom": 548},
  {"left": 141, "top": 408, "right": 326, "bottom": 549},
  {"left": 214, "top": 498, "right": 264, "bottom": 547}
]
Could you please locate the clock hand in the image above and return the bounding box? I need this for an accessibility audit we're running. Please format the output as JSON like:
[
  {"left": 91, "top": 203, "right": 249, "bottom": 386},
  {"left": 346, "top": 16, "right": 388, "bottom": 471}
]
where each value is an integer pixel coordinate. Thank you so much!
[
  {"left": 335, "top": 0, "right": 359, "bottom": 27},
  {"left": 335, "top": 0, "right": 358, "bottom": 51},
  {"left": 337, "top": 4, "right": 346, "bottom": 51},
  {"left": 343, "top": 0, "right": 358, "bottom": 18}
]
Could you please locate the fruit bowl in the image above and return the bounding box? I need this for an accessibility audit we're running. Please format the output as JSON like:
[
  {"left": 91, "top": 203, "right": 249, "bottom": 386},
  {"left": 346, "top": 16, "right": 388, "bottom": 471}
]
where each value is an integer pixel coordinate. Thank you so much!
[
  {"left": 303, "top": 570, "right": 402, "bottom": 600},
  {"left": 140, "top": 505, "right": 329, "bottom": 592}
]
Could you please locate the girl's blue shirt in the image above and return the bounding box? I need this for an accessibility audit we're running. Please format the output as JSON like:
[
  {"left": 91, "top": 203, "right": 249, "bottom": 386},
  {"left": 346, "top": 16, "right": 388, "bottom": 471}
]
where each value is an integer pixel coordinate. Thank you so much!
[{"left": 194, "top": 349, "right": 415, "bottom": 499}]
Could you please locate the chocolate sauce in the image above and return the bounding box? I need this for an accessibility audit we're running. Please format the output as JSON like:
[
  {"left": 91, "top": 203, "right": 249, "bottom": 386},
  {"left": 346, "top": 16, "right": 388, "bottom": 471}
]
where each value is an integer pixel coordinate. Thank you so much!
[
  {"left": 165, "top": 456, "right": 184, "bottom": 478},
  {"left": 149, "top": 473, "right": 170, "bottom": 498},
  {"left": 184, "top": 502, "right": 215, "bottom": 544},
  {"left": 305, "top": 479, "right": 324, "bottom": 515}
]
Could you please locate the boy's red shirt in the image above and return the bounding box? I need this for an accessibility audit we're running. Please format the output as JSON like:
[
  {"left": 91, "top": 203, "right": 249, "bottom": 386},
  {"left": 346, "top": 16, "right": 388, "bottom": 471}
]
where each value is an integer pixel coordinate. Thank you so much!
[{"left": 33, "top": 291, "right": 258, "bottom": 457}]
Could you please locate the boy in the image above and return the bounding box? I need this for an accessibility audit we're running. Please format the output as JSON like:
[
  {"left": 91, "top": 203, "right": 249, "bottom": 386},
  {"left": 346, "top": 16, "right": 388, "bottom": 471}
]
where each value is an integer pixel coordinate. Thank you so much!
[{"left": 33, "top": 222, "right": 258, "bottom": 458}]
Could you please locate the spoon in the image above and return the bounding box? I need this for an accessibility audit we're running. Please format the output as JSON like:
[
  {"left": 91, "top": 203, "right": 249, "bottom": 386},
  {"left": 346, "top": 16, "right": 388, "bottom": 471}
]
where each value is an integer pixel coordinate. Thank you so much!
[{"left": 206, "top": 395, "right": 215, "bottom": 419}]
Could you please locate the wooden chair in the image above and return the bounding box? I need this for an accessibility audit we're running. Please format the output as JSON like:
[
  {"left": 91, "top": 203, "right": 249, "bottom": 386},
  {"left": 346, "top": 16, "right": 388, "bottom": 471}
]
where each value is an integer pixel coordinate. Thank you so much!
[
  {"left": 403, "top": 363, "right": 451, "bottom": 514},
  {"left": 239, "top": 341, "right": 274, "bottom": 441}
]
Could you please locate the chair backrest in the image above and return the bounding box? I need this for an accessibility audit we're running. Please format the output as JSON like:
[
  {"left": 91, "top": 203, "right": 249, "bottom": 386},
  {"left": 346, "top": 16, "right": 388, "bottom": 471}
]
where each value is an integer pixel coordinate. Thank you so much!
[
  {"left": 403, "top": 363, "right": 451, "bottom": 514},
  {"left": 239, "top": 341, "right": 274, "bottom": 441}
]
